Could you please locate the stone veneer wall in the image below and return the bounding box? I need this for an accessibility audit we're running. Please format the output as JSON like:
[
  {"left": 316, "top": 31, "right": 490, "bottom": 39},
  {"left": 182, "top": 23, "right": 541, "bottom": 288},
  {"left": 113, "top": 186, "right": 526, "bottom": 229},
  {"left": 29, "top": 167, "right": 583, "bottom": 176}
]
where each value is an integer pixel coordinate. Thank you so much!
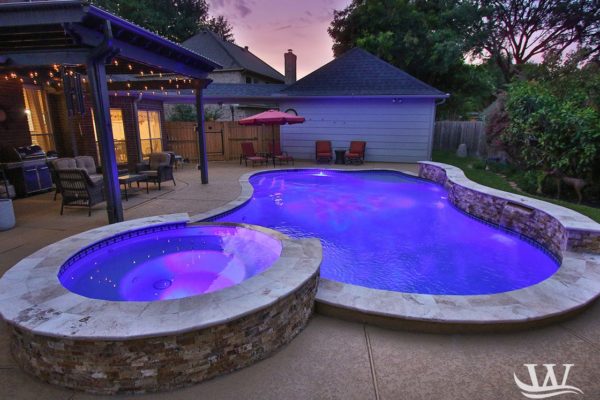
[
  {"left": 419, "top": 163, "right": 600, "bottom": 255},
  {"left": 8, "top": 274, "right": 319, "bottom": 395}
]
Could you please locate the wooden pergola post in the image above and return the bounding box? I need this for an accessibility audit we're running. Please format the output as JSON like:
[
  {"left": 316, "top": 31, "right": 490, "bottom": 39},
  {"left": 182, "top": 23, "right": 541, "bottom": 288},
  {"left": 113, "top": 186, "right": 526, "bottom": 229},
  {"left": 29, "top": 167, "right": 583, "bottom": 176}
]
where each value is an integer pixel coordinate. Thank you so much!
[
  {"left": 194, "top": 79, "right": 209, "bottom": 184},
  {"left": 87, "top": 54, "right": 123, "bottom": 224}
]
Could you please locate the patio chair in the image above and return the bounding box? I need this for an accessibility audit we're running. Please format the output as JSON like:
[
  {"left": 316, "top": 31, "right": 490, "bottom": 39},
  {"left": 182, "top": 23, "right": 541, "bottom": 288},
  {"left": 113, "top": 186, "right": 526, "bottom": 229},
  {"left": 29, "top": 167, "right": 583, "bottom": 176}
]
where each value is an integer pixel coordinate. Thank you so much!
[
  {"left": 136, "top": 152, "right": 175, "bottom": 190},
  {"left": 345, "top": 141, "right": 366, "bottom": 165},
  {"left": 240, "top": 142, "right": 267, "bottom": 167},
  {"left": 268, "top": 142, "right": 294, "bottom": 166},
  {"left": 75, "top": 156, "right": 103, "bottom": 182},
  {"left": 56, "top": 169, "right": 105, "bottom": 216},
  {"left": 315, "top": 141, "right": 332, "bottom": 163}
]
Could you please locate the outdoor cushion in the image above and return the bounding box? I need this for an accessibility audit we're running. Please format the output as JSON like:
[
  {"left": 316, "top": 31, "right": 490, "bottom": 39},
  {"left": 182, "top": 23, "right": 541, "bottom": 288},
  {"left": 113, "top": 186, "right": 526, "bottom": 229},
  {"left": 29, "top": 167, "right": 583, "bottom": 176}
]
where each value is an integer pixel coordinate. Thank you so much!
[
  {"left": 52, "top": 158, "right": 77, "bottom": 170},
  {"left": 75, "top": 156, "right": 97, "bottom": 176},
  {"left": 148, "top": 153, "right": 171, "bottom": 170}
]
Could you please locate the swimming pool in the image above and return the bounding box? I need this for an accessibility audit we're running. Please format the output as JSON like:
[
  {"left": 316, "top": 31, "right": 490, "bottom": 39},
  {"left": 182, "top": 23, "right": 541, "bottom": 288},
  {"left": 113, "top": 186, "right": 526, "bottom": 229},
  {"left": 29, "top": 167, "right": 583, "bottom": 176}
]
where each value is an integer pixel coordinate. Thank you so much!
[
  {"left": 214, "top": 170, "right": 559, "bottom": 295},
  {"left": 59, "top": 225, "right": 282, "bottom": 301}
]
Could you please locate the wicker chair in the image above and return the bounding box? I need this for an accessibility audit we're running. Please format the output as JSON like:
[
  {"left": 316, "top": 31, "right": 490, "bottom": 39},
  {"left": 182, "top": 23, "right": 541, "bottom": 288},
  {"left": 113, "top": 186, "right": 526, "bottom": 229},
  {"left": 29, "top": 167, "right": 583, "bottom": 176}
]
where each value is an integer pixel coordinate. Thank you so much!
[
  {"left": 136, "top": 152, "right": 175, "bottom": 190},
  {"left": 56, "top": 169, "right": 105, "bottom": 216}
]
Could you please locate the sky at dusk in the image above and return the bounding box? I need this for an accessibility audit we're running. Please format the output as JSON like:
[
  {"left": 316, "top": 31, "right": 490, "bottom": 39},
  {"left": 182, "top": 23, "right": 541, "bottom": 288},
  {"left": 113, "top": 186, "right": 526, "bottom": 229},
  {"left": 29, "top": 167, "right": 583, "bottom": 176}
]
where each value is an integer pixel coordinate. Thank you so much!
[{"left": 208, "top": 0, "right": 352, "bottom": 78}]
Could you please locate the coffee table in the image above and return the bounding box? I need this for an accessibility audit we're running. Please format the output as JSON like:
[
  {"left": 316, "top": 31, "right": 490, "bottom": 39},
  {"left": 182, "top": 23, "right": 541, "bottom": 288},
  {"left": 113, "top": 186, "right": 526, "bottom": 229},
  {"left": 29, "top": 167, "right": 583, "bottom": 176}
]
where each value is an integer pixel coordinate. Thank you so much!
[{"left": 118, "top": 174, "right": 148, "bottom": 201}]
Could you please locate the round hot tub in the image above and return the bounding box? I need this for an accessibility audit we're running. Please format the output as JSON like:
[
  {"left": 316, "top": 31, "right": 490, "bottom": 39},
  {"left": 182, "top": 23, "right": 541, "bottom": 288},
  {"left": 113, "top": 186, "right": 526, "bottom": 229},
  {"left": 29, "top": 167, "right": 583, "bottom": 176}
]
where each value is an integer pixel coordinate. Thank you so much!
[
  {"left": 0, "top": 215, "right": 321, "bottom": 394},
  {"left": 59, "top": 225, "right": 282, "bottom": 302}
]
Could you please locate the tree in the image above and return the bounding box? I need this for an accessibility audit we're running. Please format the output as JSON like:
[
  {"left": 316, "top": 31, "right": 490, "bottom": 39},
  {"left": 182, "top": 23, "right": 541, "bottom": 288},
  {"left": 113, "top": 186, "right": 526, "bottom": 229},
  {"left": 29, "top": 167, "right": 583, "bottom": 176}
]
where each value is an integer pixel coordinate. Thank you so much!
[
  {"left": 167, "top": 104, "right": 196, "bottom": 122},
  {"left": 477, "top": 0, "right": 600, "bottom": 81},
  {"left": 204, "top": 15, "right": 235, "bottom": 43},
  {"left": 91, "top": 0, "right": 234, "bottom": 43},
  {"left": 328, "top": 0, "right": 496, "bottom": 117},
  {"left": 502, "top": 62, "right": 600, "bottom": 178}
]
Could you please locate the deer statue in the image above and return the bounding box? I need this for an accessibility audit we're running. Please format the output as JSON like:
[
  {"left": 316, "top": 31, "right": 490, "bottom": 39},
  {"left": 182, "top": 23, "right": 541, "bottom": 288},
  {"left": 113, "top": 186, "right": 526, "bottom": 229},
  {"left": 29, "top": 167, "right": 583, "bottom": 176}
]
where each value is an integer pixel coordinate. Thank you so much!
[{"left": 540, "top": 169, "right": 588, "bottom": 204}]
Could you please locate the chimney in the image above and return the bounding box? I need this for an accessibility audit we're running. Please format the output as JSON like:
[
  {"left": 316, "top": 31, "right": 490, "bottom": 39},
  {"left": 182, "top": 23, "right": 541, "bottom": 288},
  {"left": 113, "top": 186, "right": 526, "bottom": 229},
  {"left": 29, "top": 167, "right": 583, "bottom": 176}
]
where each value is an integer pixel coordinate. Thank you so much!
[{"left": 284, "top": 49, "right": 296, "bottom": 85}]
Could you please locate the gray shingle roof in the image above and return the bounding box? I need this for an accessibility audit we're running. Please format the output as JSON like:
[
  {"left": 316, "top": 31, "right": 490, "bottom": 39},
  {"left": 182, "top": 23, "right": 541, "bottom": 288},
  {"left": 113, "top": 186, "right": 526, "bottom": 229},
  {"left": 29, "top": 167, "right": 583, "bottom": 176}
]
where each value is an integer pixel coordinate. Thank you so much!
[
  {"left": 281, "top": 48, "right": 447, "bottom": 97},
  {"left": 182, "top": 31, "right": 284, "bottom": 83}
]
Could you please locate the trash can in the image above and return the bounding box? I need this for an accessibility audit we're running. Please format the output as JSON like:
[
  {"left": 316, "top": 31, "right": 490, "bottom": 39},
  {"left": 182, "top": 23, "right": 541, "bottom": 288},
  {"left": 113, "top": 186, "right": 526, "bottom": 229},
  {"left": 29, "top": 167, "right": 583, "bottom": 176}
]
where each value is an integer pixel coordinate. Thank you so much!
[{"left": 0, "top": 199, "right": 15, "bottom": 231}]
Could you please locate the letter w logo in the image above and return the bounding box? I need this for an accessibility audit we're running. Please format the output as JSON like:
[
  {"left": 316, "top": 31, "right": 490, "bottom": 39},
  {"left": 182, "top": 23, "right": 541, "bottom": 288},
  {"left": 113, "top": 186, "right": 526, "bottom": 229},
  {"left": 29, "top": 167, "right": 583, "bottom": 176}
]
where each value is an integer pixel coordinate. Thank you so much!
[{"left": 514, "top": 364, "right": 583, "bottom": 399}]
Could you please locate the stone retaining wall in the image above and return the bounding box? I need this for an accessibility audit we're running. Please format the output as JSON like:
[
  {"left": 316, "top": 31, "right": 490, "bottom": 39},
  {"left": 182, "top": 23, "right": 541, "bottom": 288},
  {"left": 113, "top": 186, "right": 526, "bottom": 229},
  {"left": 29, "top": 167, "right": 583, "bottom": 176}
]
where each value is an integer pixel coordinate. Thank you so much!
[
  {"left": 419, "top": 163, "right": 600, "bottom": 256},
  {"left": 8, "top": 273, "right": 319, "bottom": 395}
]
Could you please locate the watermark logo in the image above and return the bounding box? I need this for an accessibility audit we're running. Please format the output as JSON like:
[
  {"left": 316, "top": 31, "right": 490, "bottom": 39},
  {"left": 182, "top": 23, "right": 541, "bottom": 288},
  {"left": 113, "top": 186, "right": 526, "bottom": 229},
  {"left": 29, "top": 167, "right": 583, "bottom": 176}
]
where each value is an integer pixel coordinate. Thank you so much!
[{"left": 514, "top": 364, "right": 583, "bottom": 399}]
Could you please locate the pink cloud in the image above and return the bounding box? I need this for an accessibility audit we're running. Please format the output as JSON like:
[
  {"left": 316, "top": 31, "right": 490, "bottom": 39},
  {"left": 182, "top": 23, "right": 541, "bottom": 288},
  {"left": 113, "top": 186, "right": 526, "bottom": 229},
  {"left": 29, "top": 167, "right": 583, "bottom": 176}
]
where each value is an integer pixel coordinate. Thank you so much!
[{"left": 207, "top": 0, "right": 352, "bottom": 78}]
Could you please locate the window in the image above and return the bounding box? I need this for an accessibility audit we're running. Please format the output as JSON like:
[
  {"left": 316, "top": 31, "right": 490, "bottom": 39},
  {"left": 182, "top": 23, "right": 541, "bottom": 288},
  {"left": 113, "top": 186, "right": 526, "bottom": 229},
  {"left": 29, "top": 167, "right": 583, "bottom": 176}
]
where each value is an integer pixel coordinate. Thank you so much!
[
  {"left": 92, "top": 109, "right": 128, "bottom": 164},
  {"left": 22, "top": 87, "right": 55, "bottom": 152},
  {"left": 245, "top": 76, "right": 252, "bottom": 84},
  {"left": 138, "top": 110, "right": 162, "bottom": 158}
]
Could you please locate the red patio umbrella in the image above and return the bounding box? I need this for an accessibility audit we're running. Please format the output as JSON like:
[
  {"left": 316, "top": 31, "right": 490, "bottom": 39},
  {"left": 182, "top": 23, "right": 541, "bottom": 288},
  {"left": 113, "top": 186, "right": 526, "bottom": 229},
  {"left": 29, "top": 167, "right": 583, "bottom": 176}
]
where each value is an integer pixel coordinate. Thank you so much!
[{"left": 238, "top": 109, "right": 305, "bottom": 153}]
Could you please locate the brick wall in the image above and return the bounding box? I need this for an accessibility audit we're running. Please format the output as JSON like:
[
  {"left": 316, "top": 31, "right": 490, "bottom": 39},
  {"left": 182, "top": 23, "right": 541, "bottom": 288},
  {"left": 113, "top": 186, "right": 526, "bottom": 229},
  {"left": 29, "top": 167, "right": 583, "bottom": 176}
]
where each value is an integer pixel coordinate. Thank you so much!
[{"left": 0, "top": 81, "right": 31, "bottom": 150}]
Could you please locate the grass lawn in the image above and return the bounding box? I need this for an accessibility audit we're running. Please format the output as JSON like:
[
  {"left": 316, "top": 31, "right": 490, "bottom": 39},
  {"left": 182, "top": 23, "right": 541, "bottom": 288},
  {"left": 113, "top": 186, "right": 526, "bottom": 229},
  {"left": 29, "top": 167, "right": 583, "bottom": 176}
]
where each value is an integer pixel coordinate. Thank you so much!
[{"left": 432, "top": 150, "right": 600, "bottom": 223}]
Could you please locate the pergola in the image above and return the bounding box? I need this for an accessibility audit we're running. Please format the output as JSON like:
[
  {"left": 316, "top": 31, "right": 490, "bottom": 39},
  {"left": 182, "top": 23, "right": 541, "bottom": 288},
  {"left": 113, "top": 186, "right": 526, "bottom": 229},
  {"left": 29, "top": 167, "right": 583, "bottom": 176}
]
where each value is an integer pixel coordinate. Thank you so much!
[{"left": 0, "top": 0, "right": 220, "bottom": 224}]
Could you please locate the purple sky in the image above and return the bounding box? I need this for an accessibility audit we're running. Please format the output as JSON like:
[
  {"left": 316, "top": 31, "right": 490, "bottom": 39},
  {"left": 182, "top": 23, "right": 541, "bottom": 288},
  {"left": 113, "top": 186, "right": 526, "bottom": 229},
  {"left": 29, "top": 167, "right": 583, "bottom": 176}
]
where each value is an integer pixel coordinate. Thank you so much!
[{"left": 208, "top": 0, "right": 352, "bottom": 78}]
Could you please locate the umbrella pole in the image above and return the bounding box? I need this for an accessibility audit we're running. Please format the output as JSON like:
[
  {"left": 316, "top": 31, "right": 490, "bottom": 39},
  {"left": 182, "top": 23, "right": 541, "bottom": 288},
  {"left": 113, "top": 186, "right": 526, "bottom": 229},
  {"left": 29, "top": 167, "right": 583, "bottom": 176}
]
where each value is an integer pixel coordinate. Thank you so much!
[{"left": 271, "top": 124, "right": 276, "bottom": 167}]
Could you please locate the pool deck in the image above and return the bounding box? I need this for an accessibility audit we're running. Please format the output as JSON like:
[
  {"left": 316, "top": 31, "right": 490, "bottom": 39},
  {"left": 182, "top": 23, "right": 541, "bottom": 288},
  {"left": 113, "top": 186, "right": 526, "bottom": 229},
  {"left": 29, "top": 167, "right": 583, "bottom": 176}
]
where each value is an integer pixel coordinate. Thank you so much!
[{"left": 1, "top": 161, "right": 600, "bottom": 399}]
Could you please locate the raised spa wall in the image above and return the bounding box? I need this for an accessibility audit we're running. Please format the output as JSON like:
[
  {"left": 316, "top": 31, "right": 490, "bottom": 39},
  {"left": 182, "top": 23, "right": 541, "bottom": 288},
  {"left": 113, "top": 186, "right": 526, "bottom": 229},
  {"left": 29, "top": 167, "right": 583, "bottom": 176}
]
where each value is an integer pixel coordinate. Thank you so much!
[
  {"left": 419, "top": 162, "right": 600, "bottom": 257},
  {"left": 0, "top": 215, "right": 322, "bottom": 395},
  {"left": 10, "top": 276, "right": 317, "bottom": 394}
]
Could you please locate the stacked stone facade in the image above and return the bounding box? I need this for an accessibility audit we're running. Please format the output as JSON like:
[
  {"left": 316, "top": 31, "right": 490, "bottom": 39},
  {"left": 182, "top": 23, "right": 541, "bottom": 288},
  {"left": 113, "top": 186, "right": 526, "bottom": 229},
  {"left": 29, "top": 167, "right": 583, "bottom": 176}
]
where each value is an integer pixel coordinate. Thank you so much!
[
  {"left": 419, "top": 163, "right": 600, "bottom": 256},
  {"left": 9, "top": 273, "right": 318, "bottom": 394}
]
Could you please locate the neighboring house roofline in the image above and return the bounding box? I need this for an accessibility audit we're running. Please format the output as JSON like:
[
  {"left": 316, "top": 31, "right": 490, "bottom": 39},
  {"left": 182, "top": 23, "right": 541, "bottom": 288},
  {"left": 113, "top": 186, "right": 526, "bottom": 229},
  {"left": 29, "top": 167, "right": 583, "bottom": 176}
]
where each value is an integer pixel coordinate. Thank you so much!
[
  {"left": 182, "top": 30, "right": 285, "bottom": 83},
  {"left": 120, "top": 92, "right": 449, "bottom": 104}
]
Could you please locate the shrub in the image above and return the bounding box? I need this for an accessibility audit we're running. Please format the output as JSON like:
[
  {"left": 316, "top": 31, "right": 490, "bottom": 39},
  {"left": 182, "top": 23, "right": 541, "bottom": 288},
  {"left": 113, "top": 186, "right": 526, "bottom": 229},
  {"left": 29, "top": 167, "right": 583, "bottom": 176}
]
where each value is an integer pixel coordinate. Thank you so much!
[{"left": 503, "top": 80, "right": 600, "bottom": 178}]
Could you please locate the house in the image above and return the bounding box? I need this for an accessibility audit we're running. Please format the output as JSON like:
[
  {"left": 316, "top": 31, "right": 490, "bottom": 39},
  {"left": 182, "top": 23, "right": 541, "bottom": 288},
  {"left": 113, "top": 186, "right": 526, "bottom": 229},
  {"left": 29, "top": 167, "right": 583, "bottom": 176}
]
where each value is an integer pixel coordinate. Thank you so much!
[
  {"left": 163, "top": 48, "right": 449, "bottom": 162},
  {"left": 278, "top": 48, "right": 448, "bottom": 162},
  {"left": 177, "top": 30, "right": 288, "bottom": 121}
]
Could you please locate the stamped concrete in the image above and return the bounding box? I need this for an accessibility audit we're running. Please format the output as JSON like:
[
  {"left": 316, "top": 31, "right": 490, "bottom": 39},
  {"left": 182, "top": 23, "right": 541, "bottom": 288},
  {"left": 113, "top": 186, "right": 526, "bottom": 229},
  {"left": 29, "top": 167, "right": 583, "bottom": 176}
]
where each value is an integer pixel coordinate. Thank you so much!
[{"left": 1, "top": 161, "right": 599, "bottom": 399}]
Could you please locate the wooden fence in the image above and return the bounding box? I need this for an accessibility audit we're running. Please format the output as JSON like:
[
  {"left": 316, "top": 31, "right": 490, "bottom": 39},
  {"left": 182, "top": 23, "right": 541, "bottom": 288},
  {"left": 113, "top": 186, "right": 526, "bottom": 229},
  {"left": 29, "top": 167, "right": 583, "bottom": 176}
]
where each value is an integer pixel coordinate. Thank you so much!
[
  {"left": 433, "top": 121, "right": 487, "bottom": 156},
  {"left": 164, "top": 121, "right": 280, "bottom": 162}
]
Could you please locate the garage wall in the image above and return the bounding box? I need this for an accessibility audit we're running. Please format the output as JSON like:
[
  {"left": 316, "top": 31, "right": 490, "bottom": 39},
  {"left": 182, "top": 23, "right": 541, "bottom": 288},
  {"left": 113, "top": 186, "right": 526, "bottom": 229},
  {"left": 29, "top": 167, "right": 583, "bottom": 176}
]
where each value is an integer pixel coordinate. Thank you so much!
[{"left": 279, "top": 97, "right": 437, "bottom": 163}]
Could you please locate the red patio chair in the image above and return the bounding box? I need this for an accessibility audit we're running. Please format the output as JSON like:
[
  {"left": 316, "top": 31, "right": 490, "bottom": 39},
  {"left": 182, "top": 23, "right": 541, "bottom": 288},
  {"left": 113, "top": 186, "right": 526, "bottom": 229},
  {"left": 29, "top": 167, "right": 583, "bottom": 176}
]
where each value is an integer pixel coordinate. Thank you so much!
[
  {"left": 345, "top": 141, "right": 366, "bottom": 165},
  {"left": 268, "top": 142, "right": 294, "bottom": 166},
  {"left": 315, "top": 140, "right": 332, "bottom": 163},
  {"left": 240, "top": 142, "right": 267, "bottom": 167}
]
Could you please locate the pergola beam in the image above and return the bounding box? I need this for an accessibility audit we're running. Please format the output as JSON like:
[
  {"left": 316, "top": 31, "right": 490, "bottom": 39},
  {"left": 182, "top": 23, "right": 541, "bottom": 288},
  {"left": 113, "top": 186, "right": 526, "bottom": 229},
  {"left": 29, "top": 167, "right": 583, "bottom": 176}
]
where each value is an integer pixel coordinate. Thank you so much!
[{"left": 67, "top": 24, "right": 211, "bottom": 79}]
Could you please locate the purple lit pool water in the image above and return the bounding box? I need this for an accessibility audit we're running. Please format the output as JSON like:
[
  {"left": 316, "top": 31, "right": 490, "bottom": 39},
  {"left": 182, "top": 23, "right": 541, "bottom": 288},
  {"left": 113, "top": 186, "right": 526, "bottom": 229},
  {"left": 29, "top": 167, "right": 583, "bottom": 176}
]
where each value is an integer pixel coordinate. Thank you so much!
[
  {"left": 59, "top": 225, "right": 282, "bottom": 301},
  {"left": 214, "top": 170, "right": 559, "bottom": 295}
]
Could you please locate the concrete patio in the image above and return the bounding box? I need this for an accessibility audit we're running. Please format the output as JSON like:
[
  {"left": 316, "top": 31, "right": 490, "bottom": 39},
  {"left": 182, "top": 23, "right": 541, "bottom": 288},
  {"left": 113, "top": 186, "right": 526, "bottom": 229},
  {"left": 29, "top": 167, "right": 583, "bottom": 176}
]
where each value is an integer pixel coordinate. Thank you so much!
[{"left": 1, "top": 161, "right": 599, "bottom": 399}]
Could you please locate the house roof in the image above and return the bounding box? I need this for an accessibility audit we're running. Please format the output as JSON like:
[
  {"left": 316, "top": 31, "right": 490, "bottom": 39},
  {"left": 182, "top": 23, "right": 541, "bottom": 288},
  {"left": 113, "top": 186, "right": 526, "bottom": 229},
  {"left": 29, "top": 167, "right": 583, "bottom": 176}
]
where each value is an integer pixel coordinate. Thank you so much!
[
  {"left": 182, "top": 30, "right": 285, "bottom": 83},
  {"left": 281, "top": 48, "right": 447, "bottom": 97},
  {"left": 203, "top": 83, "right": 287, "bottom": 97}
]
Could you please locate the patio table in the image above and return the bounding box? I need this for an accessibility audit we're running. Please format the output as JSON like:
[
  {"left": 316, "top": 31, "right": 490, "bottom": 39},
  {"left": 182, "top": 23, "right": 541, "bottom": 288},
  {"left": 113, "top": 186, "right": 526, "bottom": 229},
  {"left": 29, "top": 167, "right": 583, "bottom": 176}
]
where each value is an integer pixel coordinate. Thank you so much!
[
  {"left": 118, "top": 174, "right": 148, "bottom": 201},
  {"left": 334, "top": 149, "right": 346, "bottom": 165}
]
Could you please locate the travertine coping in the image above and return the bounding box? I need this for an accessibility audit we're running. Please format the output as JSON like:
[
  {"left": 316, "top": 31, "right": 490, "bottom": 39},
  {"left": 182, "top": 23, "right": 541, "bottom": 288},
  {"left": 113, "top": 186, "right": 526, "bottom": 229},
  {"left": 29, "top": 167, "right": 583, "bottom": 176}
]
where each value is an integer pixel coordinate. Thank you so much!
[
  {"left": 0, "top": 214, "right": 322, "bottom": 340},
  {"left": 192, "top": 167, "right": 600, "bottom": 332}
]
